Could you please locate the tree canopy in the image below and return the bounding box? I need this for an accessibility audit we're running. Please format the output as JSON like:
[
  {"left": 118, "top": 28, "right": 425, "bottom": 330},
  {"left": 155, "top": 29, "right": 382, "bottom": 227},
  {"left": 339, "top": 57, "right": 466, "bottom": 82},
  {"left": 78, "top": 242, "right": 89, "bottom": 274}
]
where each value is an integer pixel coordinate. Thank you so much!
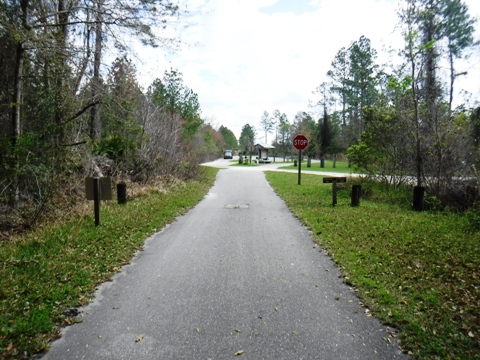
[{"left": 0, "top": 0, "right": 216, "bottom": 228}]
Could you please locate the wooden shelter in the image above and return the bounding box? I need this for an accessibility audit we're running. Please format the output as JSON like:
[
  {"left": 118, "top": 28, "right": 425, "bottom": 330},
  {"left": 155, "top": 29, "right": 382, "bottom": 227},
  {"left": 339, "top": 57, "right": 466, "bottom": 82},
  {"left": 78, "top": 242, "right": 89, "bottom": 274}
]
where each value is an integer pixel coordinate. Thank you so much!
[{"left": 253, "top": 143, "right": 274, "bottom": 163}]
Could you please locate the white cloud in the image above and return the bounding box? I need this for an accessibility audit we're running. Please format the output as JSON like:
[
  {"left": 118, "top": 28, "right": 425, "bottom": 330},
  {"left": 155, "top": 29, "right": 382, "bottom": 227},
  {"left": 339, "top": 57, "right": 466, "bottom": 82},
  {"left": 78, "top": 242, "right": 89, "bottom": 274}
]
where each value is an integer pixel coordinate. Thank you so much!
[{"left": 132, "top": 0, "right": 480, "bottom": 140}]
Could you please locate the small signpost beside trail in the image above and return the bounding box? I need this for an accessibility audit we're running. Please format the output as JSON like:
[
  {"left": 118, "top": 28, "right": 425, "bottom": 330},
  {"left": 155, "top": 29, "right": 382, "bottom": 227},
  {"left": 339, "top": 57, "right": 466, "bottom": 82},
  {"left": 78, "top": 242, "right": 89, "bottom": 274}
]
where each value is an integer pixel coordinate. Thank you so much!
[
  {"left": 293, "top": 134, "right": 308, "bottom": 185},
  {"left": 85, "top": 177, "right": 112, "bottom": 226},
  {"left": 323, "top": 177, "right": 346, "bottom": 206}
]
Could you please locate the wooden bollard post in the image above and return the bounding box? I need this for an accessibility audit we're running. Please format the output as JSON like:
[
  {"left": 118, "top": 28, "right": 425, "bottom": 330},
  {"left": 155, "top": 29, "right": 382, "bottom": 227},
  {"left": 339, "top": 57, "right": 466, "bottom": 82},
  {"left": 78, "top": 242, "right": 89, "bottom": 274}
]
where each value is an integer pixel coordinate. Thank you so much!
[
  {"left": 351, "top": 185, "right": 361, "bottom": 206},
  {"left": 117, "top": 183, "right": 127, "bottom": 204},
  {"left": 93, "top": 178, "right": 100, "bottom": 226},
  {"left": 413, "top": 186, "right": 425, "bottom": 211},
  {"left": 332, "top": 181, "right": 337, "bottom": 205}
]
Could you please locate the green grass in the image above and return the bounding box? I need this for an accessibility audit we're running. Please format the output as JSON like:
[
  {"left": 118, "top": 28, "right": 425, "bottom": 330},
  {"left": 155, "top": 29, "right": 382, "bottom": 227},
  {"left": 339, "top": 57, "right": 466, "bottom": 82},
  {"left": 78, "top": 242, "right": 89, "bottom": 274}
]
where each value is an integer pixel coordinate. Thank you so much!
[
  {"left": 230, "top": 161, "right": 258, "bottom": 167},
  {"left": 0, "top": 167, "right": 219, "bottom": 359},
  {"left": 278, "top": 160, "right": 354, "bottom": 174},
  {"left": 265, "top": 171, "right": 480, "bottom": 360},
  {"left": 3, "top": 167, "right": 479, "bottom": 359}
]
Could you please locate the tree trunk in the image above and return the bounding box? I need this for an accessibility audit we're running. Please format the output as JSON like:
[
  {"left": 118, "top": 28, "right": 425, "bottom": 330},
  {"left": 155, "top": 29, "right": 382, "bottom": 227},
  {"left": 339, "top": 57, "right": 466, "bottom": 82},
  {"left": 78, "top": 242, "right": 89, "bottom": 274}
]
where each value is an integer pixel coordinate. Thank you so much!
[
  {"left": 413, "top": 65, "right": 422, "bottom": 188},
  {"left": 423, "top": 0, "right": 437, "bottom": 131},
  {"left": 11, "top": 40, "right": 25, "bottom": 209},
  {"left": 448, "top": 43, "right": 454, "bottom": 113},
  {"left": 90, "top": 0, "right": 104, "bottom": 140},
  {"left": 73, "top": 22, "right": 91, "bottom": 95},
  {"left": 12, "top": 42, "right": 24, "bottom": 148},
  {"left": 10, "top": 0, "right": 30, "bottom": 209},
  {"left": 406, "top": 5, "right": 422, "bottom": 188},
  {"left": 12, "top": 0, "right": 30, "bottom": 147},
  {"left": 55, "top": 0, "right": 70, "bottom": 142}
]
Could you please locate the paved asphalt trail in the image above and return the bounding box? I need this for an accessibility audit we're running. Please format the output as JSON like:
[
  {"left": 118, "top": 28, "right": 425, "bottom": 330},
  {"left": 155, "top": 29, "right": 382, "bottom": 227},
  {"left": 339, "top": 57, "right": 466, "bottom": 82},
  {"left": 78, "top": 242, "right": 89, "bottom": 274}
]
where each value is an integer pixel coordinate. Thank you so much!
[{"left": 43, "top": 160, "right": 408, "bottom": 359}]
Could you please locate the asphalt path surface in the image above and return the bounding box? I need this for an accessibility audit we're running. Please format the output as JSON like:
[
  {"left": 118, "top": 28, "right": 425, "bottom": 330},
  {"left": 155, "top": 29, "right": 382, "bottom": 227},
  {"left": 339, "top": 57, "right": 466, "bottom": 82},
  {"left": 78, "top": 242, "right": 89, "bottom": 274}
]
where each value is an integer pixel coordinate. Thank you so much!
[{"left": 43, "top": 159, "right": 408, "bottom": 360}]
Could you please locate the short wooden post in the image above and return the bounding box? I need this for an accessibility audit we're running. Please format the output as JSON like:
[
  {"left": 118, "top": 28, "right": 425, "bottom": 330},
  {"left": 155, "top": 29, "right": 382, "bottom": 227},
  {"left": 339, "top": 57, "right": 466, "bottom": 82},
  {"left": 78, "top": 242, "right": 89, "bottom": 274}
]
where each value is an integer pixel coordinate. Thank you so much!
[
  {"left": 117, "top": 183, "right": 127, "bottom": 204},
  {"left": 351, "top": 185, "right": 361, "bottom": 206},
  {"left": 93, "top": 178, "right": 100, "bottom": 226},
  {"left": 332, "top": 181, "right": 337, "bottom": 205},
  {"left": 413, "top": 186, "right": 425, "bottom": 211}
]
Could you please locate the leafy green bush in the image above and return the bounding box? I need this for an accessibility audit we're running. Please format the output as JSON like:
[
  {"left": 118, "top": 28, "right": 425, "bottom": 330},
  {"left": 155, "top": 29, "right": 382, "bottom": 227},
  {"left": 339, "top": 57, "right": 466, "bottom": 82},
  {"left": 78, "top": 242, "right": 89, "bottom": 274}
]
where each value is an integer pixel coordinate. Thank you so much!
[
  {"left": 92, "top": 135, "right": 137, "bottom": 162},
  {"left": 464, "top": 206, "right": 480, "bottom": 233}
]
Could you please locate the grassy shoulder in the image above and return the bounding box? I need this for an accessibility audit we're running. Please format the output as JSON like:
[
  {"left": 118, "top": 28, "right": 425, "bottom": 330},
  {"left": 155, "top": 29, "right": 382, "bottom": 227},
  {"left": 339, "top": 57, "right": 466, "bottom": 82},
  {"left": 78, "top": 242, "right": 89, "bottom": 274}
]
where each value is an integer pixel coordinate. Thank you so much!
[
  {"left": 230, "top": 161, "right": 258, "bottom": 167},
  {"left": 0, "top": 167, "right": 219, "bottom": 359},
  {"left": 277, "top": 160, "right": 353, "bottom": 174},
  {"left": 265, "top": 171, "right": 479, "bottom": 360}
]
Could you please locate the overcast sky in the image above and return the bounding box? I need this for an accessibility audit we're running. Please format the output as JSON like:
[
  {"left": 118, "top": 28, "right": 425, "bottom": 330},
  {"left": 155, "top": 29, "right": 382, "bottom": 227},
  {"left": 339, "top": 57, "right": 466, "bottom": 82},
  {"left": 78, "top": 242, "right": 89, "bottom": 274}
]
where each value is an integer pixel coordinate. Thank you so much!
[{"left": 133, "top": 0, "right": 480, "bottom": 141}]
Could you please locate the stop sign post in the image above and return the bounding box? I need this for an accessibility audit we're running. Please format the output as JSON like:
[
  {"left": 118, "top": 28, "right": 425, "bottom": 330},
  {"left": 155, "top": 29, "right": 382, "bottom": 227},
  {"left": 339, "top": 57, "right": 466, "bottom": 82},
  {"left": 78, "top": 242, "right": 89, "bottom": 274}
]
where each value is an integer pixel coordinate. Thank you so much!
[{"left": 293, "top": 134, "right": 308, "bottom": 185}]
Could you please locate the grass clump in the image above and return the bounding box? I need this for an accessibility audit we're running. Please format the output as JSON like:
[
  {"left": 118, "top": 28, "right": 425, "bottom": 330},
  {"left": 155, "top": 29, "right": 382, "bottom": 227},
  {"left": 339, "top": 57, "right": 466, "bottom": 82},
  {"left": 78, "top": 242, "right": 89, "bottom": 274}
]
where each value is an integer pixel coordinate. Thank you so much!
[
  {"left": 0, "top": 167, "right": 219, "bottom": 359},
  {"left": 265, "top": 171, "right": 480, "bottom": 360}
]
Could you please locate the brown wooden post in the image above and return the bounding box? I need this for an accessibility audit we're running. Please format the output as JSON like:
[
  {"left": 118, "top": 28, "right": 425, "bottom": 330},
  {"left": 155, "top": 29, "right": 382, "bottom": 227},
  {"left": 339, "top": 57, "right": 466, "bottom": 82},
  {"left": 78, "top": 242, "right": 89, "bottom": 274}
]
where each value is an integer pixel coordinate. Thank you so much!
[
  {"left": 117, "top": 183, "right": 127, "bottom": 204},
  {"left": 332, "top": 181, "right": 337, "bottom": 206},
  {"left": 93, "top": 178, "right": 100, "bottom": 226},
  {"left": 413, "top": 186, "right": 425, "bottom": 211},
  {"left": 323, "top": 177, "right": 347, "bottom": 206},
  {"left": 351, "top": 185, "right": 361, "bottom": 206}
]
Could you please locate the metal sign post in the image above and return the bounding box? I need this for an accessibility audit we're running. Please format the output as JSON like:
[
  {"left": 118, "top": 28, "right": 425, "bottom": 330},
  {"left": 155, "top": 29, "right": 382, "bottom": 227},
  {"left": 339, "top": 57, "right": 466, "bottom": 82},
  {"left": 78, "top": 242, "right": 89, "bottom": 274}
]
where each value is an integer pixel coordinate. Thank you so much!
[
  {"left": 293, "top": 134, "right": 308, "bottom": 185},
  {"left": 298, "top": 150, "right": 302, "bottom": 185}
]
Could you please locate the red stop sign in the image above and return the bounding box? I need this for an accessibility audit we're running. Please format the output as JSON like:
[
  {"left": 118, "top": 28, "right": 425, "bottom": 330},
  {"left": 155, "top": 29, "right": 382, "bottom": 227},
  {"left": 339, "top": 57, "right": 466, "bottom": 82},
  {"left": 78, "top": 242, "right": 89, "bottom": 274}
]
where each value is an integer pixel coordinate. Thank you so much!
[{"left": 293, "top": 134, "right": 308, "bottom": 150}]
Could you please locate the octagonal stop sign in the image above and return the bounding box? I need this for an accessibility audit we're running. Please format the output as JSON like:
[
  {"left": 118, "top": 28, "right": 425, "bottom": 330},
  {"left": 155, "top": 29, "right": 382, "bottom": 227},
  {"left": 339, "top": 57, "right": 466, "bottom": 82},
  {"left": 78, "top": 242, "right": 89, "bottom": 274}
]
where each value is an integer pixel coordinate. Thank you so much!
[{"left": 293, "top": 134, "right": 308, "bottom": 150}]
